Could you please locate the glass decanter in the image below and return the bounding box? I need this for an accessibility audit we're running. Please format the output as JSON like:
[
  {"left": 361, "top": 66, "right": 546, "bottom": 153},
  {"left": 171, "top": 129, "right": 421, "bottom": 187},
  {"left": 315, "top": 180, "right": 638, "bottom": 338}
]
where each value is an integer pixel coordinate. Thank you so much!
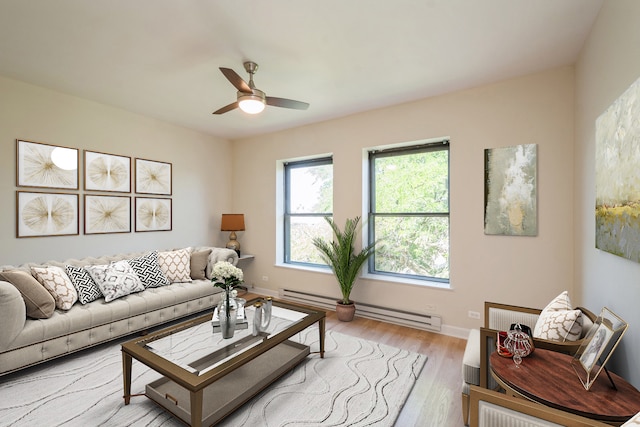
[{"left": 503, "top": 323, "right": 533, "bottom": 367}]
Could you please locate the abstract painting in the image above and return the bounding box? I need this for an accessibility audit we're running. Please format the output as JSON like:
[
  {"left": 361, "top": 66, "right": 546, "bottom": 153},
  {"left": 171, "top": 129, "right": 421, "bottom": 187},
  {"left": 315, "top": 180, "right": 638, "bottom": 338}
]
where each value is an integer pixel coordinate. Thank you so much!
[
  {"left": 135, "top": 158, "right": 172, "bottom": 195},
  {"left": 595, "top": 76, "right": 640, "bottom": 263},
  {"left": 135, "top": 197, "right": 172, "bottom": 232},
  {"left": 84, "top": 195, "right": 131, "bottom": 234},
  {"left": 17, "top": 140, "right": 79, "bottom": 189},
  {"left": 84, "top": 151, "right": 131, "bottom": 192},
  {"left": 484, "top": 144, "right": 537, "bottom": 236},
  {"left": 17, "top": 191, "right": 79, "bottom": 237}
]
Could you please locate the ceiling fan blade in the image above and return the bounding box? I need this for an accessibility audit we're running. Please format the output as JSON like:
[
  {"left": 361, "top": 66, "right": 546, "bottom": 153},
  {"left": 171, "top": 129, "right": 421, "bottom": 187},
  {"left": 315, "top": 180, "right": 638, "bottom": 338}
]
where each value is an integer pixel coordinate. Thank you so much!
[
  {"left": 212, "top": 102, "right": 239, "bottom": 115},
  {"left": 266, "top": 97, "right": 310, "bottom": 110},
  {"left": 219, "top": 67, "right": 252, "bottom": 93}
]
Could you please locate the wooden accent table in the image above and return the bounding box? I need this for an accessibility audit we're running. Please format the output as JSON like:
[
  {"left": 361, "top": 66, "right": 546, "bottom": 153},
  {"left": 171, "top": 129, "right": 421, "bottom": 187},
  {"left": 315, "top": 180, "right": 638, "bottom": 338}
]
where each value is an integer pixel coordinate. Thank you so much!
[{"left": 490, "top": 349, "right": 640, "bottom": 426}]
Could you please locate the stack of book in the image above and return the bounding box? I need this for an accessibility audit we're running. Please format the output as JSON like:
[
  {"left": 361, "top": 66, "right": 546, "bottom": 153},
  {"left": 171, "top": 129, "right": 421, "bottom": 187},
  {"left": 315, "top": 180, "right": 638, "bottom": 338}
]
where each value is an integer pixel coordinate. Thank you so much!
[{"left": 211, "top": 304, "right": 248, "bottom": 332}]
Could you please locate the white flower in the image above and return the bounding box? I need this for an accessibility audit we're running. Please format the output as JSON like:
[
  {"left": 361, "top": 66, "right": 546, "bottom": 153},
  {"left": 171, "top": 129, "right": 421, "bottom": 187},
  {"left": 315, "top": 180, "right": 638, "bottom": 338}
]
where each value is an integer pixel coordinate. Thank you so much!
[{"left": 211, "top": 261, "right": 243, "bottom": 288}]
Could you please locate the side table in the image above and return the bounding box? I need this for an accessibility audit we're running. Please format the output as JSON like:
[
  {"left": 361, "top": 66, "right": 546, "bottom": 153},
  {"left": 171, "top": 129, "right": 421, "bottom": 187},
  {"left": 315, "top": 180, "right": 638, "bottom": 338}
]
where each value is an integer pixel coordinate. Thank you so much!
[{"left": 490, "top": 348, "right": 640, "bottom": 425}]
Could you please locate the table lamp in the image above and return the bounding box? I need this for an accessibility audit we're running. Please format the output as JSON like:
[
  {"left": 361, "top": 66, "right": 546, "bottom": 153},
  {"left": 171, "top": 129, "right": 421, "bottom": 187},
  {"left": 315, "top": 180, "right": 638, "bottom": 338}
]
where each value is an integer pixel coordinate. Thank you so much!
[{"left": 221, "top": 214, "right": 245, "bottom": 256}]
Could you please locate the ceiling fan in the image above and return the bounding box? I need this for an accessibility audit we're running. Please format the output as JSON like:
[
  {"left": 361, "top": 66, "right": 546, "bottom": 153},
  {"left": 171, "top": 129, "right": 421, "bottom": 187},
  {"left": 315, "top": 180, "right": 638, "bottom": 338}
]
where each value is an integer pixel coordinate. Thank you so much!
[{"left": 213, "top": 61, "right": 309, "bottom": 115}]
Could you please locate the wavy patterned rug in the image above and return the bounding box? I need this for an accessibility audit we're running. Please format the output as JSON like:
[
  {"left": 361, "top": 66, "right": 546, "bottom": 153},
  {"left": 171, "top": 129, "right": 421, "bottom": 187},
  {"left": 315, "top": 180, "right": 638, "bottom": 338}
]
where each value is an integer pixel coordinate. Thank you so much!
[{"left": 0, "top": 328, "right": 426, "bottom": 427}]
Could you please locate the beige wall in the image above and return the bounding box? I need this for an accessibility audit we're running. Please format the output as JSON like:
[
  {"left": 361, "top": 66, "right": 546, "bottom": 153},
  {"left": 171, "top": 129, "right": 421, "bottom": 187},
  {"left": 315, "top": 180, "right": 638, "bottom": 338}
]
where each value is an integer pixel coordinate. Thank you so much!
[
  {"left": 0, "top": 76, "right": 233, "bottom": 266},
  {"left": 575, "top": 0, "right": 640, "bottom": 387},
  {"left": 233, "top": 66, "right": 575, "bottom": 336}
]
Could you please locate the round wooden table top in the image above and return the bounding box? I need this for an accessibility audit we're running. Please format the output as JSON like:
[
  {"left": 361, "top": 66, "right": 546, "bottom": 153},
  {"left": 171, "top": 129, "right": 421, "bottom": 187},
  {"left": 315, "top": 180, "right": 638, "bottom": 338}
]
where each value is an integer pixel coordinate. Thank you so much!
[{"left": 490, "top": 348, "right": 640, "bottom": 424}]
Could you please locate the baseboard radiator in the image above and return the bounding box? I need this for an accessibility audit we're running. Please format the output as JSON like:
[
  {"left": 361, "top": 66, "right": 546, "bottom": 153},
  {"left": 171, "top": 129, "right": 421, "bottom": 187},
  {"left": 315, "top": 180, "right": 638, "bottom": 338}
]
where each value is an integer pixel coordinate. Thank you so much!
[{"left": 279, "top": 289, "right": 442, "bottom": 332}]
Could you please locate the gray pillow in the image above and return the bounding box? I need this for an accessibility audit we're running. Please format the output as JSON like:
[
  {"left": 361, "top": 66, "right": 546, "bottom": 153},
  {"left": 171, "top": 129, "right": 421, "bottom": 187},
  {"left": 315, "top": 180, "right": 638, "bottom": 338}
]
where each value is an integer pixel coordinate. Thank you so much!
[
  {"left": 190, "top": 249, "right": 212, "bottom": 280},
  {"left": 0, "top": 270, "right": 55, "bottom": 318}
]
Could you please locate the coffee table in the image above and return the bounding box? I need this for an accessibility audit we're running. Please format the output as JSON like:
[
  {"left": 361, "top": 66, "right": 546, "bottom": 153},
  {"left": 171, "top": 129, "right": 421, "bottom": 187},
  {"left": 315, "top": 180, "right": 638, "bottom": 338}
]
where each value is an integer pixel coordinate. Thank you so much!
[
  {"left": 490, "top": 348, "right": 640, "bottom": 425},
  {"left": 121, "top": 297, "right": 325, "bottom": 426}
]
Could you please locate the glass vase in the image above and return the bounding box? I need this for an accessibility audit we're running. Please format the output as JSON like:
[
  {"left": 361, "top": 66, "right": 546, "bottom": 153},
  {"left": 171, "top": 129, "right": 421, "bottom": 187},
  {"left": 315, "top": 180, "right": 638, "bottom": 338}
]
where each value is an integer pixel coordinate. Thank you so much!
[{"left": 217, "top": 298, "right": 237, "bottom": 339}]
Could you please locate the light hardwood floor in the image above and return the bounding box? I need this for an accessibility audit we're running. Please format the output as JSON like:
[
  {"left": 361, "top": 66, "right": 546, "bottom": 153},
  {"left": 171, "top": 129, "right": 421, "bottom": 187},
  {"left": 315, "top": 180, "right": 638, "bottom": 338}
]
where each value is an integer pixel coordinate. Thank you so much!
[{"left": 247, "top": 293, "right": 467, "bottom": 426}]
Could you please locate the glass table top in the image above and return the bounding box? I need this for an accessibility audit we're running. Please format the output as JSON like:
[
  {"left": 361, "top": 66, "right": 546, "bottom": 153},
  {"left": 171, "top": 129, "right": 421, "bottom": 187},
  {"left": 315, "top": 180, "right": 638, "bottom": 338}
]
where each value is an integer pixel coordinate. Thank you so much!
[{"left": 137, "top": 298, "right": 314, "bottom": 376}]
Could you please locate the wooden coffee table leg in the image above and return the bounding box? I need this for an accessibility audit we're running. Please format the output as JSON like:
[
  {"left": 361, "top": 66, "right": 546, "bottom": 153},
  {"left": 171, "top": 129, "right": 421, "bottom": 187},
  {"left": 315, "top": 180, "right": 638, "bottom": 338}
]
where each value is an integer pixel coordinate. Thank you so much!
[
  {"left": 122, "top": 351, "right": 132, "bottom": 405},
  {"left": 318, "top": 318, "right": 325, "bottom": 358},
  {"left": 190, "top": 389, "right": 204, "bottom": 427}
]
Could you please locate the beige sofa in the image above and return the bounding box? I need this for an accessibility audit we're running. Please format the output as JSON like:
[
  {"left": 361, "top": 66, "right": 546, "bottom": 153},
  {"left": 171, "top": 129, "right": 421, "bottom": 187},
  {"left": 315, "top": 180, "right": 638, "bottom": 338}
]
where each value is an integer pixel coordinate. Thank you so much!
[{"left": 0, "top": 246, "right": 237, "bottom": 376}]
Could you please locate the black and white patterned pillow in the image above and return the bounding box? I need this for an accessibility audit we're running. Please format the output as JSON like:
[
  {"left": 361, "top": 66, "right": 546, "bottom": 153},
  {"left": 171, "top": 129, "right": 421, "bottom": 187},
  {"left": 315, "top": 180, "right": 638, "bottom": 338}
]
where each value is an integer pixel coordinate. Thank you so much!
[
  {"left": 127, "top": 251, "right": 170, "bottom": 288},
  {"left": 85, "top": 261, "right": 145, "bottom": 302},
  {"left": 65, "top": 265, "right": 102, "bottom": 304}
]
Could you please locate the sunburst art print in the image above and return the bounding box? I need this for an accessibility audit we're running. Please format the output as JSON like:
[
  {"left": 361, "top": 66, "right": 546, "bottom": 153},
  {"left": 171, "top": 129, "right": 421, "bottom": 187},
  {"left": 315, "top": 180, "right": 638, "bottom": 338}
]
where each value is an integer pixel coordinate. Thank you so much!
[
  {"left": 135, "top": 158, "right": 172, "bottom": 195},
  {"left": 84, "top": 151, "right": 131, "bottom": 192},
  {"left": 85, "top": 195, "right": 131, "bottom": 234},
  {"left": 17, "top": 191, "right": 79, "bottom": 237},
  {"left": 135, "top": 197, "right": 171, "bottom": 232},
  {"left": 17, "top": 140, "right": 79, "bottom": 189}
]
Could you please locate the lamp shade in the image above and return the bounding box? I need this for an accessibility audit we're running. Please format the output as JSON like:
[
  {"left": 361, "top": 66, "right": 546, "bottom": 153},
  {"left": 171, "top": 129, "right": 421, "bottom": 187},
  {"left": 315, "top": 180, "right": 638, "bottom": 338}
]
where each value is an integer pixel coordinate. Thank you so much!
[{"left": 221, "top": 214, "right": 245, "bottom": 231}]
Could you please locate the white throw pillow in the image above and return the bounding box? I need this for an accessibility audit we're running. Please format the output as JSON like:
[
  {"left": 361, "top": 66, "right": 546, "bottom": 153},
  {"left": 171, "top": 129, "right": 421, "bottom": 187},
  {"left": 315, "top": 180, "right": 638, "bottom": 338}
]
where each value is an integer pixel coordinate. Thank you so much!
[
  {"left": 533, "top": 291, "right": 583, "bottom": 342},
  {"left": 158, "top": 248, "right": 192, "bottom": 283},
  {"left": 31, "top": 266, "right": 78, "bottom": 310},
  {"left": 84, "top": 261, "right": 145, "bottom": 302}
]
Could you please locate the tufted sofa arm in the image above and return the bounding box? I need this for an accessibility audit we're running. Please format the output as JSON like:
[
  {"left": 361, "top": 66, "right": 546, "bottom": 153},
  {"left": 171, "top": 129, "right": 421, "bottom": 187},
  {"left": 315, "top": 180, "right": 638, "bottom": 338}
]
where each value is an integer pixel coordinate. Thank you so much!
[
  {"left": 0, "top": 281, "right": 26, "bottom": 349},
  {"left": 192, "top": 247, "right": 239, "bottom": 279}
]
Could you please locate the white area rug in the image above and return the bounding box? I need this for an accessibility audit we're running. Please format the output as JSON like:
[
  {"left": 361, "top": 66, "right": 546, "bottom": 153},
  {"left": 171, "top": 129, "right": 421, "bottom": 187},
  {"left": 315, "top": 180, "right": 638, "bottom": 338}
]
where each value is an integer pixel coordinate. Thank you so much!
[{"left": 0, "top": 328, "right": 426, "bottom": 426}]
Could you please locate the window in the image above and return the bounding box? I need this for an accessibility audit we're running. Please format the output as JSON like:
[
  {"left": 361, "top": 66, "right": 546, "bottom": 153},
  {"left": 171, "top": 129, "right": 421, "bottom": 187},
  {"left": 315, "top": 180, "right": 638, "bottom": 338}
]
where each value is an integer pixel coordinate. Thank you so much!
[
  {"left": 368, "top": 141, "right": 449, "bottom": 283},
  {"left": 284, "top": 157, "right": 333, "bottom": 265}
]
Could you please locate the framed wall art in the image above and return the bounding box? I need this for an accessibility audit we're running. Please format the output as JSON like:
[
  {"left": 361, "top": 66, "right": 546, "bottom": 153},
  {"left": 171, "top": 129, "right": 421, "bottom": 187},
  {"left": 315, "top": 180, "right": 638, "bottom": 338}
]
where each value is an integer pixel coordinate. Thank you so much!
[
  {"left": 596, "top": 76, "right": 640, "bottom": 263},
  {"left": 135, "top": 158, "right": 172, "bottom": 195},
  {"left": 84, "top": 150, "right": 131, "bottom": 193},
  {"left": 16, "top": 191, "right": 79, "bottom": 237},
  {"left": 84, "top": 195, "right": 131, "bottom": 234},
  {"left": 16, "top": 140, "right": 79, "bottom": 190},
  {"left": 570, "top": 307, "right": 628, "bottom": 390},
  {"left": 135, "top": 197, "right": 172, "bottom": 232},
  {"left": 484, "top": 144, "right": 537, "bottom": 236}
]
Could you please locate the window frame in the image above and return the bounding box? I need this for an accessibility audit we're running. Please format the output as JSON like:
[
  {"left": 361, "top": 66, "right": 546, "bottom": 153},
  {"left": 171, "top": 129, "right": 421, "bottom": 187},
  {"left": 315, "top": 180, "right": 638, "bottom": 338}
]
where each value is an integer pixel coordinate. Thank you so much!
[
  {"left": 367, "top": 140, "right": 450, "bottom": 283},
  {"left": 283, "top": 156, "right": 333, "bottom": 267}
]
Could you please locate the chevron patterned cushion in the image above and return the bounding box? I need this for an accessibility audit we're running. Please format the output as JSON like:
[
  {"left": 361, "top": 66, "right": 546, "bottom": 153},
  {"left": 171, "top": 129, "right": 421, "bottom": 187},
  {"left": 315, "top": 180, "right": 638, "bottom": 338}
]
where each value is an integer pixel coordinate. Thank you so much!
[
  {"left": 158, "top": 248, "right": 192, "bottom": 283},
  {"left": 31, "top": 266, "right": 78, "bottom": 310},
  {"left": 66, "top": 265, "right": 102, "bottom": 304},
  {"left": 533, "top": 291, "right": 583, "bottom": 342},
  {"left": 85, "top": 261, "right": 145, "bottom": 302},
  {"left": 127, "top": 251, "right": 170, "bottom": 288}
]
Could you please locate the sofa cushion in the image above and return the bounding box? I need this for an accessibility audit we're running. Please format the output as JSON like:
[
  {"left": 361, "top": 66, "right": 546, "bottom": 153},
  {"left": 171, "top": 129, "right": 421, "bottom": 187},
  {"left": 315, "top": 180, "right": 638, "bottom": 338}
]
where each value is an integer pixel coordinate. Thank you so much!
[
  {"left": 30, "top": 266, "right": 78, "bottom": 310},
  {"left": 190, "top": 249, "right": 212, "bottom": 280},
  {"left": 158, "top": 248, "right": 192, "bottom": 283},
  {"left": 533, "top": 291, "right": 583, "bottom": 342},
  {"left": 127, "top": 251, "right": 170, "bottom": 288},
  {"left": 65, "top": 265, "right": 102, "bottom": 304},
  {"left": 0, "top": 270, "right": 55, "bottom": 319},
  {"left": 85, "top": 261, "right": 145, "bottom": 302},
  {"left": 462, "top": 328, "right": 481, "bottom": 386}
]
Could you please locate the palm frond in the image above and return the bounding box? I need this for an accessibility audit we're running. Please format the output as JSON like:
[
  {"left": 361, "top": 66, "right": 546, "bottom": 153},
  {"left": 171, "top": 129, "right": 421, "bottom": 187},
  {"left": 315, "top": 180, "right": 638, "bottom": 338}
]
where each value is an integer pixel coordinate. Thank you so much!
[{"left": 312, "top": 216, "right": 379, "bottom": 304}]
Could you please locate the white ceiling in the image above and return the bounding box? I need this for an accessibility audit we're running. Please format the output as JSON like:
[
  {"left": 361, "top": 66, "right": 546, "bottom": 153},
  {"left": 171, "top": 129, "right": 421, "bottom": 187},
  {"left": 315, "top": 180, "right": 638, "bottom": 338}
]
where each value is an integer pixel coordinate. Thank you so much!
[{"left": 0, "top": 0, "right": 603, "bottom": 140}]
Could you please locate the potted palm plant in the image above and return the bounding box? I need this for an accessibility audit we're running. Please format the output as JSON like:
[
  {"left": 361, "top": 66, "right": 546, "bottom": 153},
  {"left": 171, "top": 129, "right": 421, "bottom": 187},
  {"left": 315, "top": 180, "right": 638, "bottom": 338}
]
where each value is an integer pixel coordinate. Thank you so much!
[{"left": 312, "top": 216, "right": 378, "bottom": 321}]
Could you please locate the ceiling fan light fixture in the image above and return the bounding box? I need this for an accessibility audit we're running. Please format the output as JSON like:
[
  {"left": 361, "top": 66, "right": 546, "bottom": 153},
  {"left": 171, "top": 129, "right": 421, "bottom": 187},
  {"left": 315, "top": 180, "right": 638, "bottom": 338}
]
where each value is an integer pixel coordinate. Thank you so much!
[{"left": 238, "top": 94, "right": 266, "bottom": 114}]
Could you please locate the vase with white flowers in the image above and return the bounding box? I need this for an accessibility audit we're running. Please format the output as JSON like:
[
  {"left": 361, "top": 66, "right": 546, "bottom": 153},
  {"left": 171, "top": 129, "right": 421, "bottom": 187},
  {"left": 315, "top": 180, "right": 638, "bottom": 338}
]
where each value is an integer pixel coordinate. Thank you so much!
[{"left": 211, "top": 261, "right": 244, "bottom": 338}]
